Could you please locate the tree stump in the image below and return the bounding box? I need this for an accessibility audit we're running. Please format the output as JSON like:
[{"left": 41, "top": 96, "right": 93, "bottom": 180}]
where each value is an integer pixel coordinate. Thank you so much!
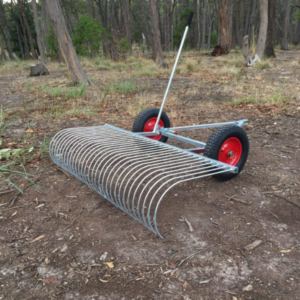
[{"left": 30, "top": 63, "right": 49, "bottom": 76}]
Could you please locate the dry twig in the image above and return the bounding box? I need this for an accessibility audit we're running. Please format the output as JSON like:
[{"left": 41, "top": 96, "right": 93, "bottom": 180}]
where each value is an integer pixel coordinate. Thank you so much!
[
  {"left": 226, "top": 195, "right": 249, "bottom": 205},
  {"left": 178, "top": 250, "right": 205, "bottom": 267},
  {"left": 180, "top": 215, "right": 194, "bottom": 232}
]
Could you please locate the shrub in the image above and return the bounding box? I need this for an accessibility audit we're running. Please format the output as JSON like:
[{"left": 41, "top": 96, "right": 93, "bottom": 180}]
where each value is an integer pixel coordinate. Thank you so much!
[{"left": 73, "top": 15, "right": 106, "bottom": 57}]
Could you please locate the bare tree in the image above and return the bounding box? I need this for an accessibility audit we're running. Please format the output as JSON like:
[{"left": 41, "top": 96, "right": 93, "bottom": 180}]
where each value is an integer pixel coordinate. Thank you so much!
[
  {"left": 121, "top": 0, "right": 131, "bottom": 45},
  {"left": 18, "top": 0, "right": 36, "bottom": 59},
  {"left": 32, "top": 0, "right": 46, "bottom": 62},
  {"left": 41, "top": 0, "right": 50, "bottom": 53},
  {"left": 0, "top": 0, "right": 16, "bottom": 60},
  {"left": 265, "top": 0, "right": 276, "bottom": 58},
  {"left": 294, "top": 14, "right": 300, "bottom": 45},
  {"left": 149, "top": 0, "right": 164, "bottom": 67},
  {"left": 281, "top": 0, "right": 291, "bottom": 50},
  {"left": 201, "top": 0, "right": 207, "bottom": 49},
  {"left": 196, "top": 0, "right": 201, "bottom": 50},
  {"left": 218, "top": 0, "right": 234, "bottom": 54},
  {"left": 255, "top": 0, "right": 268, "bottom": 58},
  {"left": 45, "top": 0, "right": 91, "bottom": 85}
]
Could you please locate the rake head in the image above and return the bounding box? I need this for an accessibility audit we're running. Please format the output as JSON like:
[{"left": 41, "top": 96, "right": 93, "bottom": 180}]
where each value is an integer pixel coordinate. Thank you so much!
[{"left": 50, "top": 124, "right": 236, "bottom": 238}]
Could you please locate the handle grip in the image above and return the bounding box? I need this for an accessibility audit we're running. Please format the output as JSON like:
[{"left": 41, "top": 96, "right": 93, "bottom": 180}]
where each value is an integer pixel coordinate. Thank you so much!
[{"left": 186, "top": 12, "right": 194, "bottom": 27}]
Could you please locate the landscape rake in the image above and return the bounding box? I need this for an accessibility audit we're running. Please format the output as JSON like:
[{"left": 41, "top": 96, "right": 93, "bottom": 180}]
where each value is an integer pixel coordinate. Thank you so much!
[{"left": 50, "top": 13, "right": 249, "bottom": 238}]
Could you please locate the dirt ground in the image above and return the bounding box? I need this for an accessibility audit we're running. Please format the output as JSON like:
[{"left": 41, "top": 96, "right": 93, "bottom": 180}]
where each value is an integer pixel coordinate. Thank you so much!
[{"left": 0, "top": 50, "right": 300, "bottom": 300}]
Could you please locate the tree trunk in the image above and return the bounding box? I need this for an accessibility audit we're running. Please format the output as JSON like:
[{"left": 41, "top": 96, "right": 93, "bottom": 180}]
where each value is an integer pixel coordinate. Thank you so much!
[
  {"left": 265, "top": 0, "right": 276, "bottom": 58},
  {"left": 201, "top": 0, "right": 207, "bottom": 48},
  {"left": 248, "top": 0, "right": 257, "bottom": 39},
  {"left": 121, "top": 0, "right": 131, "bottom": 45},
  {"left": 32, "top": 0, "right": 46, "bottom": 62},
  {"left": 281, "top": 0, "right": 290, "bottom": 50},
  {"left": 18, "top": 0, "right": 36, "bottom": 59},
  {"left": 0, "top": 0, "right": 15, "bottom": 60},
  {"left": 293, "top": 17, "right": 300, "bottom": 45},
  {"left": 239, "top": 0, "right": 245, "bottom": 47},
  {"left": 41, "top": 0, "right": 50, "bottom": 52},
  {"left": 207, "top": 0, "right": 212, "bottom": 49},
  {"left": 218, "top": 0, "right": 234, "bottom": 54},
  {"left": 87, "top": 0, "right": 95, "bottom": 19},
  {"left": 196, "top": 0, "right": 201, "bottom": 50},
  {"left": 18, "top": 12, "right": 31, "bottom": 59},
  {"left": 0, "top": 35, "right": 7, "bottom": 60},
  {"left": 255, "top": 0, "right": 268, "bottom": 58},
  {"left": 149, "top": 0, "right": 164, "bottom": 67},
  {"left": 45, "top": 0, "right": 91, "bottom": 85},
  {"left": 16, "top": 24, "right": 24, "bottom": 59}
]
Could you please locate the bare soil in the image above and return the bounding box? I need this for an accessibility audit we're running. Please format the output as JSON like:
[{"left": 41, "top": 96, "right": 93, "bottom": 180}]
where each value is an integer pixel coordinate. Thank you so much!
[{"left": 0, "top": 51, "right": 300, "bottom": 300}]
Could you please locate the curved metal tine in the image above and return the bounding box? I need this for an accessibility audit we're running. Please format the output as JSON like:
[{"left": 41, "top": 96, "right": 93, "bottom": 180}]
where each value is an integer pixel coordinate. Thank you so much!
[
  {"left": 50, "top": 129, "right": 74, "bottom": 163},
  {"left": 58, "top": 131, "right": 96, "bottom": 180},
  {"left": 101, "top": 141, "right": 167, "bottom": 202},
  {"left": 105, "top": 138, "right": 177, "bottom": 207},
  {"left": 137, "top": 161, "right": 217, "bottom": 226},
  {"left": 71, "top": 129, "right": 135, "bottom": 187},
  {"left": 128, "top": 158, "right": 209, "bottom": 229},
  {"left": 108, "top": 147, "right": 173, "bottom": 210},
  {"left": 152, "top": 167, "right": 232, "bottom": 238},
  {"left": 49, "top": 130, "right": 66, "bottom": 164},
  {"left": 114, "top": 149, "right": 178, "bottom": 209},
  {"left": 130, "top": 157, "right": 213, "bottom": 222},
  {"left": 52, "top": 131, "right": 84, "bottom": 176},
  {"left": 94, "top": 137, "right": 162, "bottom": 205},
  {"left": 49, "top": 130, "right": 65, "bottom": 161},
  {"left": 81, "top": 131, "right": 156, "bottom": 193},
  {"left": 123, "top": 152, "right": 204, "bottom": 218}
]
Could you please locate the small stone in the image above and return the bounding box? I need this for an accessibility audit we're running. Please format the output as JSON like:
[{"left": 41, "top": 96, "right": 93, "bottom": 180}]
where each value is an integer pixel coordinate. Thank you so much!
[
  {"left": 100, "top": 252, "right": 108, "bottom": 261},
  {"left": 243, "top": 284, "right": 253, "bottom": 291},
  {"left": 61, "top": 244, "right": 68, "bottom": 252}
]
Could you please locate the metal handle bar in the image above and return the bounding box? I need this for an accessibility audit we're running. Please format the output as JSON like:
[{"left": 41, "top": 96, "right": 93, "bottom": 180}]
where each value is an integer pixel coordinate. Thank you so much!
[{"left": 153, "top": 12, "right": 194, "bottom": 132}]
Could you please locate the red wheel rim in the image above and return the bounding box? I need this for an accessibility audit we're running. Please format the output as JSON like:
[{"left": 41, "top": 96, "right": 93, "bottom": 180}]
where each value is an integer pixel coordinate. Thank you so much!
[
  {"left": 143, "top": 117, "right": 164, "bottom": 141},
  {"left": 218, "top": 137, "right": 242, "bottom": 165}
]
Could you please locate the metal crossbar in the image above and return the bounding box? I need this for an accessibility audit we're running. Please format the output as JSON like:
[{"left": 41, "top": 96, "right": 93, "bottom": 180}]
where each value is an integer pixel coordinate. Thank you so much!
[{"left": 49, "top": 124, "right": 237, "bottom": 238}]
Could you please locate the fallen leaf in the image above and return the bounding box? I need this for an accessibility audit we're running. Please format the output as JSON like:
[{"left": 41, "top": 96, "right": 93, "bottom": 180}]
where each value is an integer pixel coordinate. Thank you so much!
[
  {"left": 45, "top": 257, "right": 50, "bottom": 265},
  {"left": 99, "top": 278, "right": 108, "bottom": 283},
  {"left": 44, "top": 277, "right": 57, "bottom": 284},
  {"left": 12, "top": 211, "right": 18, "bottom": 217},
  {"left": 106, "top": 262, "right": 114, "bottom": 269},
  {"left": 183, "top": 281, "right": 188, "bottom": 288},
  {"left": 25, "top": 129, "right": 37, "bottom": 133},
  {"left": 31, "top": 235, "right": 45, "bottom": 243}
]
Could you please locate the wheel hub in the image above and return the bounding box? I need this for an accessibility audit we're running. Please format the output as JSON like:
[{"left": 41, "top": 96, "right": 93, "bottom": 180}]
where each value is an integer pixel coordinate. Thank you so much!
[
  {"left": 144, "top": 117, "right": 164, "bottom": 141},
  {"left": 219, "top": 137, "right": 242, "bottom": 166}
]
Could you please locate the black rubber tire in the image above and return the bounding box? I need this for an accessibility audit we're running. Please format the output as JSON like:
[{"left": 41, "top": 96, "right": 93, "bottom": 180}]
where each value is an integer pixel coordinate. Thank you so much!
[
  {"left": 132, "top": 108, "right": 170, "bottom": 143},
  {"left": 204, "top": 125, "right": 249, "bottom": 181}
]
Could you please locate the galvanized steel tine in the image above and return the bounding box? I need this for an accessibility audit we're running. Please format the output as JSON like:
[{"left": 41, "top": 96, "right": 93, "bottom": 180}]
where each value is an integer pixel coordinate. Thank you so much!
[
  {"left": 50, "top": 125, "right": 236, "bottom": 237},
  {"left": 152, "top": 168, "right": 233, "bottom": 238},
  {"left": 137, "top": 162, "right": 216, "bottom": 226}
]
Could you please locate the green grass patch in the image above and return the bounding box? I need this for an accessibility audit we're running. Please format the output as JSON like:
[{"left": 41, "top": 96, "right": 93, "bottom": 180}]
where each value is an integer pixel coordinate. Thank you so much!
[
  {"left": 230, "top": 88, "right": 290, "bottom": 106},
  {"left": 42, "top": 82, "right": 87, "bottom": 100},
  {"left": 114, "top": 80, "right": 136, "bottom": 94},
  {"left": 255, "top": 60, "right": 273, "bottom": 69}
]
